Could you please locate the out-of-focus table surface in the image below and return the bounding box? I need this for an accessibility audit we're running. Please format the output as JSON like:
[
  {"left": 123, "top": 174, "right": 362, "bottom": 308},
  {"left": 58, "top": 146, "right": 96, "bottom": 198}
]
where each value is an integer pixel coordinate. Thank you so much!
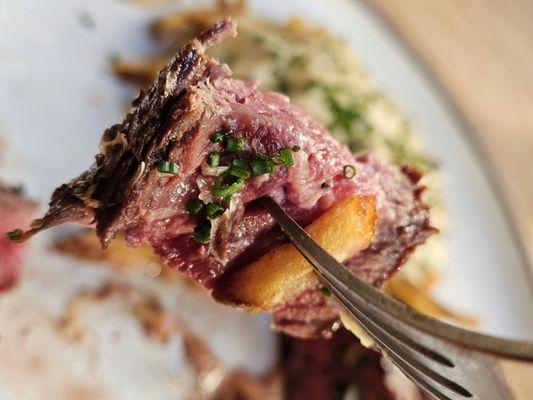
[{"left": 367, "top": 0, "right": 533, "bottom": 267}]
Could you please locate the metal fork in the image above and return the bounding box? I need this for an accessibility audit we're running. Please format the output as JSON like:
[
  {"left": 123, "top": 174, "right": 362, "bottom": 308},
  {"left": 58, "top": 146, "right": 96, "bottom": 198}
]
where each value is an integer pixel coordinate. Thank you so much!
[{"left": 261, "top": 197, "right": 533, "bottom": 400}]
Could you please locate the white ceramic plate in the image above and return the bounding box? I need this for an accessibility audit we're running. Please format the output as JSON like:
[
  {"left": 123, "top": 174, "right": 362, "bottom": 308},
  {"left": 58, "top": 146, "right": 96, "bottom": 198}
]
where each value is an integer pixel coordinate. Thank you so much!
[{"left": 1, "top": 0, "right": 532, "bottom": 397}]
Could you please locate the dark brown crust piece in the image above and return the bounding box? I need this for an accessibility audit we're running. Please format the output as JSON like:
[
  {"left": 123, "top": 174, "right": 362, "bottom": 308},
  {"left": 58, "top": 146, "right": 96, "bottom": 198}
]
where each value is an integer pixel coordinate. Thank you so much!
[{"left": 19, "top": 19, "right": 238, "bottom": 245}]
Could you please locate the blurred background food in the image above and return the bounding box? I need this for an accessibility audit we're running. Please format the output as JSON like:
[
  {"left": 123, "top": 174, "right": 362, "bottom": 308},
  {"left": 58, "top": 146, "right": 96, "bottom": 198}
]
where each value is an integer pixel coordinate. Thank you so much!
[{"left": 368, "top": 0, "right": 533, "bottom": 265}]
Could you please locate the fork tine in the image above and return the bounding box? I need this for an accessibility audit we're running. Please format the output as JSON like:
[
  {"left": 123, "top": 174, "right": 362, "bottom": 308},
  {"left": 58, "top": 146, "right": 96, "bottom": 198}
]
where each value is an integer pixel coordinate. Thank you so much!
[
  {"left": 335, "top": 306, "right": 457, "bottom": 400},
  {"left": 261, "top": 197, "right": 532, "bottom": 399},
  {"left": 259, "top": 199, "right": 454, "bottom": 365},
  {"left": 261, "top": 197, "right": 533, "bottom": 359},
  {"left": 330, "top": 286, "right": 473, "bottom": 398},
  {"left": 386, "top": 357, "right": 455, "bottom": 400},
  {"left": 320, "top": 266, "right": 454, "bottom": 366}
]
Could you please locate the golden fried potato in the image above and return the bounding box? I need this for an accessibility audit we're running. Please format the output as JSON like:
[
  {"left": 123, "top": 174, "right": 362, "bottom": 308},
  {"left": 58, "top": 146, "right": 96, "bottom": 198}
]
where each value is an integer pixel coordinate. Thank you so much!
[{"left": 214, "top": 195, "right": 377, "bottom": 311}]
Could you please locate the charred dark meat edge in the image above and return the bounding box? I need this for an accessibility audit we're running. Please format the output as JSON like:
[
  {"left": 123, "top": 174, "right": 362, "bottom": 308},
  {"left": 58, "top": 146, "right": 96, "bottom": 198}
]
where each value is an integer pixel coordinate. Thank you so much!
[{"left": 22, "top": 20, "right": 238, "bottom": 244}]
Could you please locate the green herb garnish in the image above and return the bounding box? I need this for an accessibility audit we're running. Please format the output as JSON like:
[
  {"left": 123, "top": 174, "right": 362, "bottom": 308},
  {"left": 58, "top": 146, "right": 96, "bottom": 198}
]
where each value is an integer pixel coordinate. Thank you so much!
[
  {"left": 310, "top": 81, "right": 374, "bottom": 152},
  {"left": 193, "top": 140, "right": 302, "bottom": 245},
  {"left": 292, "top": 145, "right": 301, "bottom": 152},
  {"left": 250, "top": 155, "right": 276, "bottom": 176},
  {"left": 193, "top": 219, "right": 212, "bottom": 244},
  {"left": 288, "top": 54, "right": 309, "bottom": 69},
  {"left": 156, "top": 160, "right": 179, "bottom": 174},
  {"left": 320, "top": 287, "right": 332, "bottom": 297},
  {"left": 186, "top": 199, "right": 203, "bottom": 215},
  {"left": 275, "top": 147, "right": 295, "bottom": 167},
  {"left": 210, "top": 129, "right": 230, "bottom": 143},
  {"left": 212, "top": 177, "right": 245, "bottom": 198},
  {"left": 226, "top": 138, "right": 245, "bottom": 152},
  {"left": 206, "top": 203, "right": 225, "bottom": 219},
  {"left": 385, "top": 136, "right": 437, "bottom": 172},
  {"left": 223, "top": 195, "right": 233, "bottom": 205},
  {"left": 208, "top": 151, "right": 220, "bottom": 168},
  {"left": 226, "top": 158, "right": 251, "bottom": 179},
  {"left": 343, "top": 165, "right": 356, "bottom": 179},
  {"left": 6, "top": 229, "right": 22, "bottom": 241}
]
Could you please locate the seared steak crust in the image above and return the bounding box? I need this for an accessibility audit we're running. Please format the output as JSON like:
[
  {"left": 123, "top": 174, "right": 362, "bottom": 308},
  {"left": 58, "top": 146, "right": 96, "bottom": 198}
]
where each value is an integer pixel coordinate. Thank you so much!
[
  {"left": 23, "top": 19, "right": 238, "bottom": 244},
  {"left": 22, "top": 20, "right": 434, "bottom": 338}
]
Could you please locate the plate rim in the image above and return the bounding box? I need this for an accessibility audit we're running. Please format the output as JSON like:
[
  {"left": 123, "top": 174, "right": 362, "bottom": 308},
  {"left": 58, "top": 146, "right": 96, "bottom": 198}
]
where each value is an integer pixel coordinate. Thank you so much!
[{"left": 361, "top": 0, "right": 533, "bottom": 301}]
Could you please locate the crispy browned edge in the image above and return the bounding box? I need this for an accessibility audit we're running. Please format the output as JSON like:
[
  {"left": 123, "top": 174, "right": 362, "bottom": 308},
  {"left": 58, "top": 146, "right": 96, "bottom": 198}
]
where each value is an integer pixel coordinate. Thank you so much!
[{"left": 17, "top": 19, "right": 238, "bottom": 246}]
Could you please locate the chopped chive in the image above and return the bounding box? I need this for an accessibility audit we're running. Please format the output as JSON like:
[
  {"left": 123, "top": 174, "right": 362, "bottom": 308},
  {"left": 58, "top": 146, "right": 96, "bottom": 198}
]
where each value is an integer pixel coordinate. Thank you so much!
[
  {"left": 343, "top": 165, "right": 356, "bottom": 179},
  {"left": 250, "top": 156, "right": 276, "bottom": 176},
  {"left": 226, "top": 137, "right": 245, "bottom": 152},
  {"left": 232, "top": 158, "right": 248, "bottom": 169},
  {"left": 292, "top": 145, "right": 301, "bottom": 152},
  {"left": 226, "top": 158, "right": 250, "bottom": 179},
  {"left": 193, "top": 219, "right": 212, "bottom": 244},
  {"left": 276, "top": 147, "right": 294, "bottom": 167},
  {"left": 186, "top": 199, "right": 203, "bottom": 215},
  {"left": 210, "top": 128, "right": 230, "bottom": 143},
  {"left": 7, "top": 229, "right": 22, "bottom": 241},
  {"left": 208, "top": 151, "right": 220, "bottom": 168},
  {"left": 157, "top": 160, "right": 169, "bottom": 172},
  {"left": 206, "top": 203, "right": 225, "bottom": 219},
  {"left": 320, "top": 287, "right": 332, "bottom": 297},
  {"left": 156, "top": 160, "right": 179, "bottom": 174},
  {"left": 223, "top": 195, "right": 233, "bottom": 204},
  {"left": 210, "top": 132, "right": 224, "bottom": 143},
  {"left": 212, "top": 177, "right": 244, "bottom": 198}
]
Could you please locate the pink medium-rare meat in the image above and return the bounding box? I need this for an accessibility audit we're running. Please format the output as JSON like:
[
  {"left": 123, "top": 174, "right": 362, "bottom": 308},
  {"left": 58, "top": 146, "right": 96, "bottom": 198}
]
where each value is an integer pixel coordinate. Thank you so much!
[
  {"left": 0, "top": 186, "right": 36, "bottom": 291},
  {"left": 19, "top": 20, "right": 434, "bottom": 338}
]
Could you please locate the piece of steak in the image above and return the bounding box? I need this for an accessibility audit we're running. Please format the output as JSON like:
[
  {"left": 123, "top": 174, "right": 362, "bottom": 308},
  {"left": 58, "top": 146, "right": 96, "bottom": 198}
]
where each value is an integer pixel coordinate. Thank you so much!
[
  {"left": 0, "top": 186, "right": 36, "bottom": 291},
  {"left": 19, "top": 20, "right": 434, "bottom": 338},
  {"left": 281, "top": 328, "right": 397, "bottom": 400}
]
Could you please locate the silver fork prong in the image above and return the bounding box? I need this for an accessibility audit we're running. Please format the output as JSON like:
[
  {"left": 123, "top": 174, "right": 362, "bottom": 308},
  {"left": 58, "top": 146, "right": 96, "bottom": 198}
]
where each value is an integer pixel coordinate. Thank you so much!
[
  {"left": 333, "top": 298, "right": 460, "bottom": 400},
  {"left": 261, "top": 197, "right": 533, "bottom": 355},
  {"left": 319, "top": 266, "right": 454, "bottom": 367},
  {"left": 263, "top": 197, "right": 472, "bottom": 396},
  {"left": 264, "top": 196, "right": 458, "bottom": 368},
  {"left": 386, "top": 357, "right": 456, "bottom": 400},
  {"left": 261, "top": 197, "right": 533, "bottom": 399},
  {"left": 330, "top": 285, "right": 473, "bottom": 398}
]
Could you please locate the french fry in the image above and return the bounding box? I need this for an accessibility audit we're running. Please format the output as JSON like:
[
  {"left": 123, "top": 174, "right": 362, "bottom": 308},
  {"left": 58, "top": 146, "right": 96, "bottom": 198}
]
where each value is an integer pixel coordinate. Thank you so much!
[
  {"left": 213, "top": 196, "right": 377, "bottom": 311},
  {"left": 385, "top": 276, "right": 477, "bottom": 326}
]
